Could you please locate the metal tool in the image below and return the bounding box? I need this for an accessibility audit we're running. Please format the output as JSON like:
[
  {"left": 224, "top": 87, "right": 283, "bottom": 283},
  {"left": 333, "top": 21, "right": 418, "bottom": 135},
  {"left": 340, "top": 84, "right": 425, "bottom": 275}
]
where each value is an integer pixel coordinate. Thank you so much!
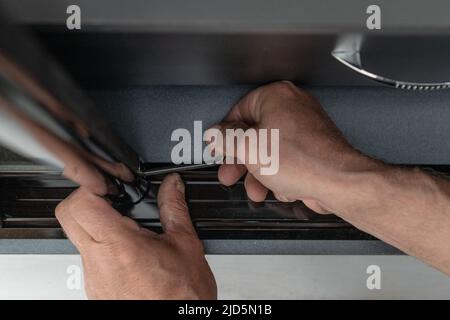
[
  {"left": 332, "top": 50, "right": 450, "bottom": 90},
  {"left": 140, "top": 163, "right": 219, "bottom": 176},
  {"left": 139, "top": 154, "right": 224, "bottom": 176}
]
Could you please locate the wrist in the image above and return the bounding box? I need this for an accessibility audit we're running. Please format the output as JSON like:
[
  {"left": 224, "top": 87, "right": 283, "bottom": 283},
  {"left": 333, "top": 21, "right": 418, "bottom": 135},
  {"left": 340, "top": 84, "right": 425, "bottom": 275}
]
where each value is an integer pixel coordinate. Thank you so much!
[
  {"left": 312, "top": 154, "right": 389, "bottom": 214},
  {"left": 321, "top": 161, "right": 450, "bottom": 219}
]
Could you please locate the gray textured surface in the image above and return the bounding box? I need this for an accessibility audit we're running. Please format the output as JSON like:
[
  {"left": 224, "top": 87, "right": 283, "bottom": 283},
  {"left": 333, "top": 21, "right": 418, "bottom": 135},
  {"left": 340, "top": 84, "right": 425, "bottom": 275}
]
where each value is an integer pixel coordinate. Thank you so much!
[
  {"left": 0, "top": 239, "right": 401, "bottom": 255},
  {"left": 91, "top": 86, "right": 450, "bottom": 164}
]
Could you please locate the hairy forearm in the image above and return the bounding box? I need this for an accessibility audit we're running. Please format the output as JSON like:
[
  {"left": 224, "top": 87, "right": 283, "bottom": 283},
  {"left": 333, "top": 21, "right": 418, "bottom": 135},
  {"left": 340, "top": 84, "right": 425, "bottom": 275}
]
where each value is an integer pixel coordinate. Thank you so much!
[{"left": 324, "top": 165, "right": 450, "bottom": 274}]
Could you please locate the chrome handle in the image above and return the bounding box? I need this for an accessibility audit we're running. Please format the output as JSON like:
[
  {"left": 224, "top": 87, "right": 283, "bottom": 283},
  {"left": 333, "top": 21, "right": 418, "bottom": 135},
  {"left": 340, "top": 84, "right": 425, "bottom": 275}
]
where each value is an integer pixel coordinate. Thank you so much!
[{"left": 332, "top": 50, "right": 450, "bottom": 91}]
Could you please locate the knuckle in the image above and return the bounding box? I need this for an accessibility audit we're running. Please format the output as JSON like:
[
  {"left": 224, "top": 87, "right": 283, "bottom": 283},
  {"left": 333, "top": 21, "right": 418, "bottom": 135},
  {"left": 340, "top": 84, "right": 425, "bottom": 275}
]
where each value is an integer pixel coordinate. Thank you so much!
[
  {"left": 268, "top": 81, "right": 296, "bottom": 93},
  {"left": 251, "top": 82, "right": 291, "bottom": 106},
  {"left": 91, "top": 195, "right": 108, "bottom": 209},
  {"left": 263, "top": 81, "right": 307, "bottom": 100},
  {"left": 55, "top": 188, "right": 90, "bottom": 218},
  {"left": 118, "top": 248, "right": 138, "bottom": 266},
  {"left": 54, "top": 200, "right": 66, "bottom": 219},
  {"left": 76, "top": 192, "right": 107, "bottom": 212}
]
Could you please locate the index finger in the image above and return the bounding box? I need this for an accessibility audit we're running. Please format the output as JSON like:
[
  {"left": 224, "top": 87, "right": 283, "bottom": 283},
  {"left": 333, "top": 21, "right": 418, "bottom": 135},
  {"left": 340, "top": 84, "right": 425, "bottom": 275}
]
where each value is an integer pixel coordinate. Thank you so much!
[
  {"left": 225, "top": 81, "right": 298, "bottom": 123},
  {"left": 55, "top": 199, "right": 95, "bottom": 253},
  {"left": 225, "top": 89, "right": 261, "bottom": 124},
  {"left": 57, "top": 187, "right": 140, "bottom": 243}
]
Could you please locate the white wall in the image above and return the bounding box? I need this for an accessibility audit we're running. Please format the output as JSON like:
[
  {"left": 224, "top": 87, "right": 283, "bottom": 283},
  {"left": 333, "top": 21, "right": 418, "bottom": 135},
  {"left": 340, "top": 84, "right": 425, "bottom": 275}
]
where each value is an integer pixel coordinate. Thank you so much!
[{"left": 0, "top": 255, "right": 449, "bottom": 299}]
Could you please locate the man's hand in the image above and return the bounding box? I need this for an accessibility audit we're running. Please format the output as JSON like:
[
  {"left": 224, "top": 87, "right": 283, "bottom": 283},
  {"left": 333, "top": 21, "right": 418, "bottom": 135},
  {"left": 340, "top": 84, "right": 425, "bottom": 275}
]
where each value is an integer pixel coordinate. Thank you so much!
[
  {"left": 210, "top": 81, "right": 379, "bottom": 213},
  {"left": 55, "top": 173, "right": 217, "bottom": 300},
  {"left": 212, "top": 81, "right": 450, "bottom": 276}
]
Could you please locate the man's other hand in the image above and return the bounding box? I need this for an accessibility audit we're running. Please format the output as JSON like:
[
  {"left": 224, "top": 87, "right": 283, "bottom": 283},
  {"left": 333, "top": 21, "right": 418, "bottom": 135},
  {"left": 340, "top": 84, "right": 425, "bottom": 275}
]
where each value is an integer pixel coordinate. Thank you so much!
[{"left": 55, "top": 173, "right": 217, "bottom": 300}]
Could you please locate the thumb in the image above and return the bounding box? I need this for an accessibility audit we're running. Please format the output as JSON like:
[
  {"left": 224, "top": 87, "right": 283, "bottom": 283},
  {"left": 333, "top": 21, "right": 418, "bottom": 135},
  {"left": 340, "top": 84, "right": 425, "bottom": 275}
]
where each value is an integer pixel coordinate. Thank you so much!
[{"left": 157, "top": 173, "right": 197, "bottom": 236}]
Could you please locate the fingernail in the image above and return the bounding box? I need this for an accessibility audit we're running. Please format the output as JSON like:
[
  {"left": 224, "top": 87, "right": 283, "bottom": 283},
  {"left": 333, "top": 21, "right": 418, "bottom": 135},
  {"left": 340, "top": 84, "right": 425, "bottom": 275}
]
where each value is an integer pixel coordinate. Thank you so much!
[{"left": 171, "top": 173, "right": 185, "bottom": 194}]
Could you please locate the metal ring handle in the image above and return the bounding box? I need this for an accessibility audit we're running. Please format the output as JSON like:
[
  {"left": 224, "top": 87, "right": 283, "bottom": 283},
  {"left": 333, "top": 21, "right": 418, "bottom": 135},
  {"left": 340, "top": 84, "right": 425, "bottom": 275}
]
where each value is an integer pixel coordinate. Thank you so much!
[{"left": 332, "top": 50, "right": 450, "bottom": 91}]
